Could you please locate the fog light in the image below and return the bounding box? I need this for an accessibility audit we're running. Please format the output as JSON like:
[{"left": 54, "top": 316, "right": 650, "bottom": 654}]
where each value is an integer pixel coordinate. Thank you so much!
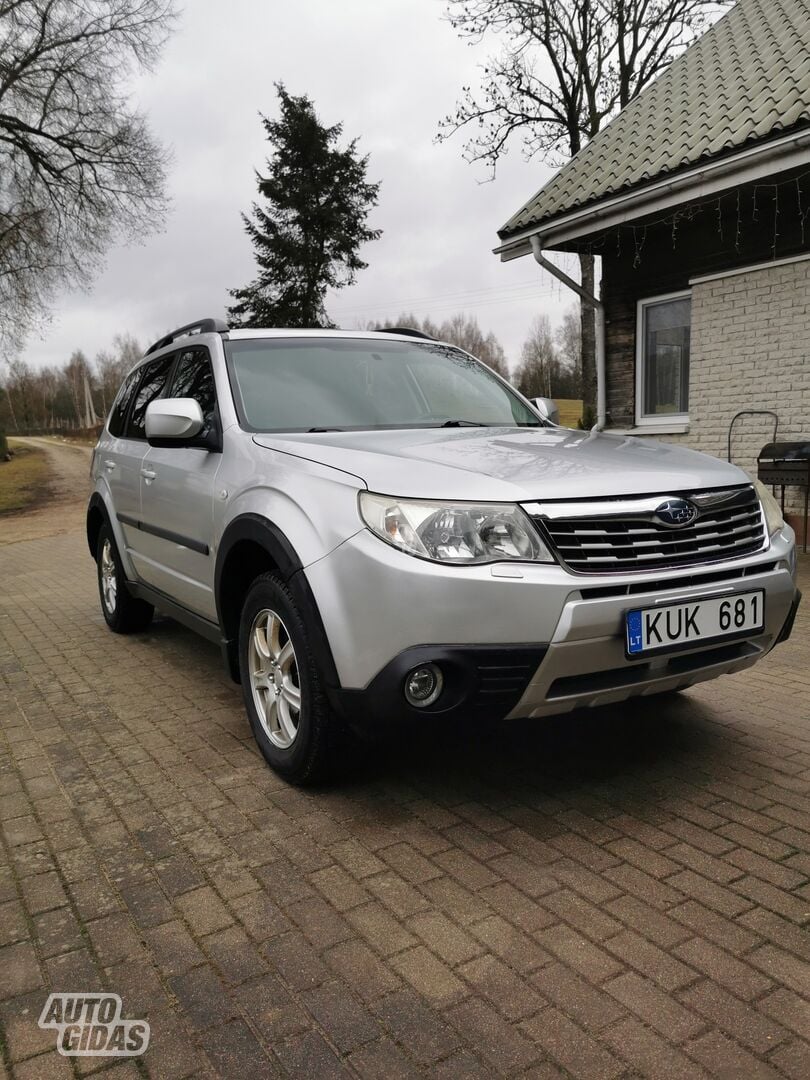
[{"left": 404, "top": 663, "right": 443, "bottom": 708}]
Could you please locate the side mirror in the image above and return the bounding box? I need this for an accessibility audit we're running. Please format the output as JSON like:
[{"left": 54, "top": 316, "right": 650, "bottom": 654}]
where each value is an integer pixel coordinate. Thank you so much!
[
  {"left": 145, "top": 398, "right": 204, "bottom": 444},
  {"left": 530, "top": 396, "right": 560, "bottom": 425}
]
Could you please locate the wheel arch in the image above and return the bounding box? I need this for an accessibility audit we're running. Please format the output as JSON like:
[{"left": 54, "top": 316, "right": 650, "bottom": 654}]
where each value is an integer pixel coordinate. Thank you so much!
[
  {"left": 86, "top": 492, "right": 111, "bottom": 558},
  {"left": 215, "top": 515, "right": 340, "bottom": 688}
]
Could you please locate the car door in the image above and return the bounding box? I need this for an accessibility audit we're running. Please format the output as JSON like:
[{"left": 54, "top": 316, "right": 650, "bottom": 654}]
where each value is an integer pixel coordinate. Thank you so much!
[
  {"left": 101, "top": 356, "right": 174, "bottom": 570},
  {"left": 135, "top": 345, "right": 222, "bottom": 621}
]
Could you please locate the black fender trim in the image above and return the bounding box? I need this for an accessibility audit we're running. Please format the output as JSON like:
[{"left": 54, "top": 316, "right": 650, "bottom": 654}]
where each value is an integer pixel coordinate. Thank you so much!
[
  {"left": 329, "top": 643, "right": 548, "bottom": 732},
  {"left": 86, "top": 492, "right": 111, "bottom": 557},
  {"left": 215, "top": 514, "right": 302, "bottom": 601},
  {"left": 774, "top": 588, "right": 802, "bottom": 646},
  {"left": 215, "top": 514, "right": 341, "bottom": 689}
]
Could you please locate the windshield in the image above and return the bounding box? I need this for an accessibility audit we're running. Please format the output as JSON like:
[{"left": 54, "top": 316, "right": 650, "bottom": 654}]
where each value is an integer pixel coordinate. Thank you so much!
[{"left": 225, "top": 337, "right": 542, "bottom": 432}]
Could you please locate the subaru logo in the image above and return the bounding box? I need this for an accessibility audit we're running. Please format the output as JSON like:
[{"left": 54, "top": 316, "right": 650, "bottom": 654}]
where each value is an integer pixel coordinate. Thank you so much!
[{"left": 654, "top": 498, "right": 698, "bottom": 528}]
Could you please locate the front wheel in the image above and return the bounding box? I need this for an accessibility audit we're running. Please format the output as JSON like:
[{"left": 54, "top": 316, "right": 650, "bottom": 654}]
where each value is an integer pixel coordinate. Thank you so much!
[
  {"left": 238, "top": 573, "right": 346, "bottom": 784},
  {"left": 96, "top": 524, "right": 154, "bottom": 633}
]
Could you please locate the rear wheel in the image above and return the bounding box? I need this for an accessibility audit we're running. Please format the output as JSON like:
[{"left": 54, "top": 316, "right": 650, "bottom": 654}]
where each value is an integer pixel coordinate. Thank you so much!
[
  {"left": 96, "top": 523, "right": 154, "bottom": 633},
  {"left": 239, "top": 572, "right": 345, "bottom": 784}
]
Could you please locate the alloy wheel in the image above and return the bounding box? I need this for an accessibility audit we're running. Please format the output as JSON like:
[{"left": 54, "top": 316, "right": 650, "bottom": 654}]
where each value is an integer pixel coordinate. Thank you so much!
[
  {"left": 100, "top": 539, "right": 117, "bottom": 614},
  {"left": 248, "top": 608, "right": 302, "bottom": 749}
]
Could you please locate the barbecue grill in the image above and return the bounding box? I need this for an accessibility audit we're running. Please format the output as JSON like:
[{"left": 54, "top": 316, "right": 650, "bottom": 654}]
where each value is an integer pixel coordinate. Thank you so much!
[
  {"left": 757, "top": 441, "right": 810, "bottom": 552},
  {"left": 727, "top": 410, "right": 808, "bottom": 553}
]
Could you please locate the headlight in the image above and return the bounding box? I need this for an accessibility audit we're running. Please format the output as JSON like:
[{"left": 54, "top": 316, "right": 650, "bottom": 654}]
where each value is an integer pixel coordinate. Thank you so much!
[
  {"left": 358, "top": 492, "right": 554, "bottom": 565},
  {"left": 755, "top": 480, "right": 785, "bottom": 536}
]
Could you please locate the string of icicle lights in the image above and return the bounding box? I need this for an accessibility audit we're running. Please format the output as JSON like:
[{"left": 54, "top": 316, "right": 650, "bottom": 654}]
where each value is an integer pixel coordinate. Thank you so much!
[{"left": 580, "top": 169, "right": 810, "bottom": 267}]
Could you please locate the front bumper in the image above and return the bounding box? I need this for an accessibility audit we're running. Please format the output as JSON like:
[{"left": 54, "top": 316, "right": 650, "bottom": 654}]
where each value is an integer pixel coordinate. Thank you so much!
[{"left": 305, "top": 525, "right": 798, "bottom": 721}]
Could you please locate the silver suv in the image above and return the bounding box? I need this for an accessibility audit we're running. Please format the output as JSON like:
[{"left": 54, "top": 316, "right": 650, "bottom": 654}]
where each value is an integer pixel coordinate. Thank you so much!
[{"left": 88, "top": 319, "right": 801, "bottom": 783}]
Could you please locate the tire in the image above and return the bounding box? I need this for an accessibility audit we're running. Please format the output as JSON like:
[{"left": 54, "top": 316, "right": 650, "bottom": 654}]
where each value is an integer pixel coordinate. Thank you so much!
[
  {"left": 238, "top": 572, "right": 346, "bottom": 785},
  {"left": 96, "top": 523, "right": 154, "bottom": 634}
]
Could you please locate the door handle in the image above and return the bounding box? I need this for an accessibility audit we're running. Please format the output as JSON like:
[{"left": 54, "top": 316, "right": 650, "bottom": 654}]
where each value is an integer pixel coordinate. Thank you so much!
[
  {"left": 141, "top": 467, "right": 156, "bottom": 481},
  {"left": 104, "top": 460, "right": 116, "bottom": 471}
]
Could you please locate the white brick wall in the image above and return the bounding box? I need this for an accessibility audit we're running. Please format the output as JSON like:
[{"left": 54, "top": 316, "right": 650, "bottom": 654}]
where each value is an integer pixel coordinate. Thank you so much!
[{"left": 650, "top": 258, "right": 810, "bottom": 517}]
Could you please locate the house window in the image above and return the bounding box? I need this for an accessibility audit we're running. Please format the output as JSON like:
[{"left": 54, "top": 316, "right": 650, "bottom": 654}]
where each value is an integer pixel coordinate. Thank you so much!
[{"left": 636, "top": 292, "right": 691, "bottom": 424}]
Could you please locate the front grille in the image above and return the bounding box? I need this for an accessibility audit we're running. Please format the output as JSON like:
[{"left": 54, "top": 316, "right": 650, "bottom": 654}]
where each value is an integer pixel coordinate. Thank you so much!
[{"left": 532, "top": 486, "right": 767, "bottom": 574}]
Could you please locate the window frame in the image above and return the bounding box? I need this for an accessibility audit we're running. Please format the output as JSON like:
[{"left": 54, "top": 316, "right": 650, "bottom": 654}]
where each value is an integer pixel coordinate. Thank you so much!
[{"left": 634, "top": 289, "right": 692, "bottom": 428}]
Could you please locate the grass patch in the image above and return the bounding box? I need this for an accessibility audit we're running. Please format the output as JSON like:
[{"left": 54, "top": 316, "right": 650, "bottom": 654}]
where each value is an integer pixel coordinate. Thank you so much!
[
  {"left": 0, "top": 440, "right": 50, "bottom": 515},
  {"left": 555, "top": 398, "right": 583, "bottom": 428}
]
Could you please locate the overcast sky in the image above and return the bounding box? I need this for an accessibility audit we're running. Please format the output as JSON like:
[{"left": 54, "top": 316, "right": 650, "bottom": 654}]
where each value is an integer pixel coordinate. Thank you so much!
[{"left": 21, "top": 0, "right": 581, "bottom": 373}]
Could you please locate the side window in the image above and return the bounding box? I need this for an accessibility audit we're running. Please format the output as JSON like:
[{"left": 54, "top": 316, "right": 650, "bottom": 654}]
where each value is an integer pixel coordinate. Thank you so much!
[
  {"left": 107, "top": 369, "right": 141, "bottom": 437},
  {"left": 125, "top": 354, "right": 175, "bottom": 440},
  {"left": 169, "top": 347, "right": 217, "bottom": 433}
]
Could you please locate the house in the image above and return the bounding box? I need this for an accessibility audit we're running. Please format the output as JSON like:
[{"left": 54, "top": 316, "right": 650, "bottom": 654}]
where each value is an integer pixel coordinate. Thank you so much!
[{"left": 496, "top": 0, "right": 810, "bottom": 531}]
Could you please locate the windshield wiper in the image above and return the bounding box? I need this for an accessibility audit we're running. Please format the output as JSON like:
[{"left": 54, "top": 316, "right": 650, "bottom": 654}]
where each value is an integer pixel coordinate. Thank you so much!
[
  {"left": 438, "top": 419, "right": 487, "bottom": 427},
  {"left": 307, "top": 427, "right": 344, "bottom": 433}
]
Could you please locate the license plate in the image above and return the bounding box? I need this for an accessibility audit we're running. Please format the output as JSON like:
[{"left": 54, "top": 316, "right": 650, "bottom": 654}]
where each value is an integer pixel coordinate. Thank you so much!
[{"left": 626, "top": 590, "right": 765, "bottom": 656}]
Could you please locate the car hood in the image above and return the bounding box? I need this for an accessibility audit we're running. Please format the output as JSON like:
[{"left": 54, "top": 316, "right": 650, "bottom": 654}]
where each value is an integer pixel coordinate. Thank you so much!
[{"left": 253, "top": 426, "right": 750, "bottom": 502}]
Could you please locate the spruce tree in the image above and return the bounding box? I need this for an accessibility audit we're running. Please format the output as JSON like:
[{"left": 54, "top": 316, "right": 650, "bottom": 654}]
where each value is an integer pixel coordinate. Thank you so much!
[{"left": 228, "top": 85, "right": 381, "bottom": 328}]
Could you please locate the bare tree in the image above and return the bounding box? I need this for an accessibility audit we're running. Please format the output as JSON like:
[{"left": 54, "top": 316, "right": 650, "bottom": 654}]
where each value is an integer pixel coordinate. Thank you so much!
[
  {"left": 440, "top": 313, "right": 510, "bottom": 376},
  {"left": 373, "top": 311, "right": 511, "bottom": 376},
  {"left": 555, "top": 303, "right": 582, "bottom": 393},
  {"left": 0, "top": 0, "right": 177, "bottom": 354},
  {"left": 95, "top": 332, "right": 140, "bottom": 413},
  {"left": 514, "top": 314, "right": 556, "bottom": 398},
  {"left": 439, "top": 0, "right": 730, "bottom": 416},
  {"left": 64, "top": 350, "right": 90, "bottom": 427}
]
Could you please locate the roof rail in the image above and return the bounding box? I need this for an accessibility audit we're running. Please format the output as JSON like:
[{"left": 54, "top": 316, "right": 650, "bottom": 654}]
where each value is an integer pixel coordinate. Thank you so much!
[
  {"left": 377, "top": 326, "right": 436, "bottom": 341},
  {"left": 145, "top": 318, "right": 229, "bottom": 355}
]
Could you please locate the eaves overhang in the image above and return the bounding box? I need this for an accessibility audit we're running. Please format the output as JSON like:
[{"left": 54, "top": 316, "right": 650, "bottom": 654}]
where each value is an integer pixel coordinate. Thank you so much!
[{"left": 494, "top": 126, "right": 810, "bottom": 261}]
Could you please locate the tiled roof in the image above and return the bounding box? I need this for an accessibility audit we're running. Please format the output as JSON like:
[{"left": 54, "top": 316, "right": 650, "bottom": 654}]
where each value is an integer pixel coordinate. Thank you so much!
[{"left": 499, "top": 0, "right": 810, "bottom": 239}]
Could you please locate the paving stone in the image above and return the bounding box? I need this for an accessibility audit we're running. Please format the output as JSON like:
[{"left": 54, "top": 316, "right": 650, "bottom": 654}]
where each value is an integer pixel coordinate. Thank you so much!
[
  {"left": 0, "top": 899, "right": 29, "bottom": 947},
  {"left": 348, "top": 1035, "right": 422, "bottom": 1080},
  {"left": 674, "top": 936, "right": 773, "bottom": 1000},
  {"left": 684, "top": 1029, "right": 782, "bottom": 1079},
  {"left": 145, "top": 919, "right": 206, "bottom": 977},
  {"left": 389, "top": 945, "right": 467, "bottom": 1006},
  {"left": 175, "top": 885, "right": 233, "bottom": 935},
  {"left": 165, "top": 966, "right": 233, "bottom": 1031},
  {"left": 203, "top": 923, "right": 268, "bottom": 985},
  {"left": 322, "top": 938, "right": 402, "bottom": 1000},
  {"left": 459, "top": 953, "right": 546, "bottom": 1020},
  {"left": 299, "top": 981, "right": 380, "bottom": 1053},
  {"left": 446, "top": 996, "right": 539, "bottom": 1072},
  {"left": 532, "top": 961, "right": 626, "bottom": 1033},
  {"left": 372, "top": 988, "right": 460, "bottom": 1065},
  {"left": 604, "top": 971, "right": 704, "bottom": 1042},
  {"left": 0, "top": 941, "right": 43, "bottom": 998},
  {"left": 273, "top": 1029, "right": 351, "bottom": 1079},
  {"left": 520, "top": 1005, "right": 625, "bottom": 1079}
]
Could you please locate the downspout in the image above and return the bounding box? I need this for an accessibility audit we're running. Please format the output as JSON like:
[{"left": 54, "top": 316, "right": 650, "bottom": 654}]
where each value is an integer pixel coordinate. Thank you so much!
[{"left": 529, "top": 235, "right": 606, "bottom": 431}]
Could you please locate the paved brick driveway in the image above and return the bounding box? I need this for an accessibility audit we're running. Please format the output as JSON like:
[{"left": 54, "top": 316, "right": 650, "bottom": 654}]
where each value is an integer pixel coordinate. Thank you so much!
[{"left": 1, "top": 468, "right": 809, "bottom": 1077}]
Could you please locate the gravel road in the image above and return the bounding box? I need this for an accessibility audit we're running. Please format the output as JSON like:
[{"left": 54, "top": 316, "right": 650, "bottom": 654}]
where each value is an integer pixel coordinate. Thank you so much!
[{"left": 0, "top": 436, "right": 92, "bottom": 546}]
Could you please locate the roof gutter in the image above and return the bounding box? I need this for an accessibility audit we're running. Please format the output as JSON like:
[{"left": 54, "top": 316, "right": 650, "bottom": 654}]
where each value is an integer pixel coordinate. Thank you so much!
[
  {"left": 497, "top": 128, "right": 810, "bottom": 259},
  {"left": 529, "top": 236, "right": 606, "bottom": 431}
]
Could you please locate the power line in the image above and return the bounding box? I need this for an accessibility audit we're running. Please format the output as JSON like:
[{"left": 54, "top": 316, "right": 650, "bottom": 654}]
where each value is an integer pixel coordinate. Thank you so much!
[
  {"left": 330, "top": 278, "right": 552, "bottom": 317},
  {"left": 335, "top": 289, "right": 560, "bottom": 326}
]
